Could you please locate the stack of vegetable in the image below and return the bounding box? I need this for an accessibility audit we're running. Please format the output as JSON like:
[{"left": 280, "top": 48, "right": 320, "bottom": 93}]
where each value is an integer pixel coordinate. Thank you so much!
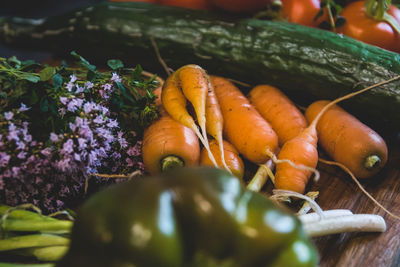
[{"left": 142, "top": 62, "right": 393, "bottom": 199}]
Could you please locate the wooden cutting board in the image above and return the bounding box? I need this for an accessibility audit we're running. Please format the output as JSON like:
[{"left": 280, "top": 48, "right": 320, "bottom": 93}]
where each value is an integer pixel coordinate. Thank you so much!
[{"left": 299, "top": 137, "right": 400, "bottom": 267}]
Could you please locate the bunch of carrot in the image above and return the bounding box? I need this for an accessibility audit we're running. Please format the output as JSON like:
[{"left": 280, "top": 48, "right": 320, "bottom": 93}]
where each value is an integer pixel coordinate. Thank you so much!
[
  {"left": 141, "top": 63, "right": 393, "bottom": 202},
  {"left": 142, "top": 64, "right": 245, "bottom": 178}
]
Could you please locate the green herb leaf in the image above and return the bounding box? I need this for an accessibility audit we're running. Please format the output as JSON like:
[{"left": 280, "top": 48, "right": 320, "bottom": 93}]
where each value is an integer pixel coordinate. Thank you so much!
[
  {"left": 52, "top": 74, "right": 63, "bottom": 89},
  {"left": 40, "top": 66, "right": 56, "bottom": 81},
  {"left": 30, "top": 90, "right": 39, "bottom": 105},
  {"left": 18, "top": 73, "right": 40, "bottom": 83},
  {"left": 8, "top": 56, "right": 21, "bottom": 68},
  {"left": 132, "top": 65, "right": 143, "bottom": 80},
  {"left": 107, "top": 59, "right": 124, "bottom": 70},
  {"left": 87, "top": 69, "right": 97, "bottom": 81},
  {"left": 70, "top": 51, "right": 96, "bottom": 71}
]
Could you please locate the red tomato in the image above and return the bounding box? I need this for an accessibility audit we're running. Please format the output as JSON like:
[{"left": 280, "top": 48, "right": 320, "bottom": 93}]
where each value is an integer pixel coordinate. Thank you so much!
[
  {"left": 280, "top": 0, "right": 328, "bottom": 28},
  {"left": 337, "top": 1, "right": 400, "bottom": 53},
  {"left": 209, "top": 0, "right": 272, "bottom": 14},
  {"left": 110, "top": 0, "right": 159, "bottom": 3},
  {"left": 159, "top": 0, "right": 213, "bottom": 10}
]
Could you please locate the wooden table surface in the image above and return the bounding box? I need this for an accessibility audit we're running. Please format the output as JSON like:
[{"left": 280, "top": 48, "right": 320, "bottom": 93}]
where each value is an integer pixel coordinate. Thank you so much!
[{"left": 300, "top": 137, "right": 400, "bottom": 267}]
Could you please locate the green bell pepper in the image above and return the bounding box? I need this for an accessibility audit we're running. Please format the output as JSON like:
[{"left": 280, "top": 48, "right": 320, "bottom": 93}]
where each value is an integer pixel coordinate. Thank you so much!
[{"left": 56, "top": 167, "right": 318, "bottom": 267}]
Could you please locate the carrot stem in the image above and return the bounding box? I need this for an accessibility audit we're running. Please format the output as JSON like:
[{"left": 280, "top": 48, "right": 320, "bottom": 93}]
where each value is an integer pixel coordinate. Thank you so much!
[
  {"left": 310, "top": 75, "right": 400, "bottom": 130},
  {"left": 247, "top": 159, "right": 275, "bottom": 192},
  {"left": 364, "top": 155, "right": 381, "bottom": 169},
  {"left": 161, "top": 155, "right": 185, "bottom": 172}
]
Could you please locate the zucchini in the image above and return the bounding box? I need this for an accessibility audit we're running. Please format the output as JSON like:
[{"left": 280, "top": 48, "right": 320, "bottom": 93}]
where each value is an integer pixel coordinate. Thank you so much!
[{"left": 1, "top": 2, "right": 400, "bottom": 135}]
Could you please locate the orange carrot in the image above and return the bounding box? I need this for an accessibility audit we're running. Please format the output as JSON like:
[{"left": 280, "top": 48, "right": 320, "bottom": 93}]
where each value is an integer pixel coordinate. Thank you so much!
[
  {"left": 142, "top": 115, "right": 200, "bottom": 175},
  {"left": 210, "top": 76, "right": 279, "bottom": 164},
  {"left": 274, "top": 76, "right": 400, "bottom": 193},
  {"left": 205, "top": 78, "right": 231, "bottom": 172},
  {"left": 178, "top": 65, "right": 212, "bottom": 151},
  {"left": 200, "top": 139, "right": 245, "bottom": 179},
  {"left": 161, "top": 71, "right": 197, "bottom": 129},
  {"left": 249, "top": 85, "right": 308, "bottom": 146},
  {"left": 305, "top": 100, "right": 388, "bottom": 179},
  {"left": 161, "top": 69, "right": 218, "bottom": 167},
  {"left": 274, "top": 125, "right": 319, "bottom": 193}
]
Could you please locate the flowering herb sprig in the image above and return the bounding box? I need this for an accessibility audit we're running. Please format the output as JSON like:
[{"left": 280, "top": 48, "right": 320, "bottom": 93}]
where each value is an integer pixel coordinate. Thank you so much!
[{"left": 0, "top": 52, "right": 160, "bottom": 212}]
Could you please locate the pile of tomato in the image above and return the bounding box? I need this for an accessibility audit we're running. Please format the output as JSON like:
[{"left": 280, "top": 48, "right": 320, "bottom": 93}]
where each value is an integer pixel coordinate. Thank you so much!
[{"left": 110, "top": 0, "right": 400, "bottom": 53}]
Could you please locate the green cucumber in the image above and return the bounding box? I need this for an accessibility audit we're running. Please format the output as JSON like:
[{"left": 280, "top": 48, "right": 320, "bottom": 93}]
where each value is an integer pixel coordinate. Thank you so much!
[{"left": 1, "top": 2, "right": 400, "bottom": 135}]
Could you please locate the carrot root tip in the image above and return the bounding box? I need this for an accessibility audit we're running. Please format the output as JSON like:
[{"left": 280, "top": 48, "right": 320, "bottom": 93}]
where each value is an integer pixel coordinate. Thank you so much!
[
  {"left": 161, "top": 155, "right": 185, "bottom": 172},
  {"left": 364, "top": 155, "right": 381, "bottom": 170}
]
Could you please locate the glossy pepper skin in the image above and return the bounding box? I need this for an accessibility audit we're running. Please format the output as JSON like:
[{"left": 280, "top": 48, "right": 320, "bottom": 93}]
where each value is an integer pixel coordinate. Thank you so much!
[{"left": 57, "top": 167, "right": 318, "bottom": 267}]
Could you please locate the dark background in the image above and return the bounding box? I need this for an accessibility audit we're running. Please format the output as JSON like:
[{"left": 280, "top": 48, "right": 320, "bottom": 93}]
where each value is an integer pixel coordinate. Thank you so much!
[{"left": 0, "top": 0, "right": 103, "bottom": 61}]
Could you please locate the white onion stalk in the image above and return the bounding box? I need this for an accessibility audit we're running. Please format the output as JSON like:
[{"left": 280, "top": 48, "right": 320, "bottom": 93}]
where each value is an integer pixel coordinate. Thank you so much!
[
  {"left": 303, "top": 214, "right": 386, "bottom": 237},
  {"left": 271, "top": 189, "right": 386, "bottom": 237},
  {"left": 299, "top": 209, "right": 354, "bottom": 224}
]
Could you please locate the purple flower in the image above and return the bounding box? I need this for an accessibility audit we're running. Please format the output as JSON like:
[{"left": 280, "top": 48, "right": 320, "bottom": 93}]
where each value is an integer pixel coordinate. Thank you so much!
[
  {"left": 77, "top": 138, "right": 87, "bottom": 150},
  {"left": 88, "top": 150, "right": 99, "bottom": 167},
  {"left": 74, "top": 117, "right": 84, "bottom": 127},
  {"left": 127, "top": 145, "right": 141, "bottom": 157},
  {"left": 102, "top": 83, "right": 113, "bottom": 91},
  {"left": 111, "top": 151, "right": 121, "bottom": 160},
  {"left": 16, "top": 141, "right": 26, "bottom": 150},
  {"left": 50, "top": 133, "right": 59, "bottom": 142},
  {"left": 11, "top": 167, "right": 20, "bottom": 176},
  {"left": 101, "top": 106, "right": 109, "bottom": 115},
  {"left": 83, "top": 102, "right": 96, "bottom": 114},
  {"left": 107, "top": 119, "right": 119, "bottom": 129},
  {"left": 117, "top": 131, "right": 128, "bottom": 148},
  {"left": 75, "top": 85, "right": 84, "bottom": 93},
  {"left": 19, "top": 103, "right": 30, "bottom": 112},
  {"left": 69, "top": 74, "right": 77, "bottom": 83},
  {"left": 96, "top": 127, "right": 114, "bottom": 144},
  {"left": 58, "top": 108, "right": 66, "bottom": 117},
  {"left": 93, "top": 115, "right": 105, "bottom": 124},
  {"left": 4, "top": 111, "right": 13, "bottom": 120},
  {"left": 60, "top": 97, "right": 69, "bottom": 105},
  {"left": 126, "top": 157, "right": 135, "bottom": 167},
  {"left": 0, "top": 152, "right": 11, "bottom": 167},
  {"left": 95, "top": 147, "right": 107, "bottom": 158},
  {"left": 7, "top": 130, "right": 19, "bottom": 142},
  {"left": 17, "top": 151, "right": 27, "bottom": 159},
  {"left": 74, "top": 153, "right": 81, "bottom": 162},
  {"left": 41, "top": 147, "right": 52, "bottom": 156},
  {"left": 61, "top": 139, "right": 74, "bottom": 155},
  {"left": 67, "top": 98, "right": 83, "bottom": 112},
  {"left": 111, "top": 73, "right": 122, "bottom": 83},
  {"left": 85, "top": 81, "right": 94, "bottom": 89},
  {"left": 56, "top": 158, "right": 71, "bottom": 172},
  {"left": 69, "top": 122, "right": 77, "bottom": 132},
  {"left": 66, "top": 82, "right": 74, "bottom": 92},
  {"left": 23, "top": 134, "right": 32, "bottom": 143},
  {"left": 78, "top": 126, "right": 93, "bottom": 141}
]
